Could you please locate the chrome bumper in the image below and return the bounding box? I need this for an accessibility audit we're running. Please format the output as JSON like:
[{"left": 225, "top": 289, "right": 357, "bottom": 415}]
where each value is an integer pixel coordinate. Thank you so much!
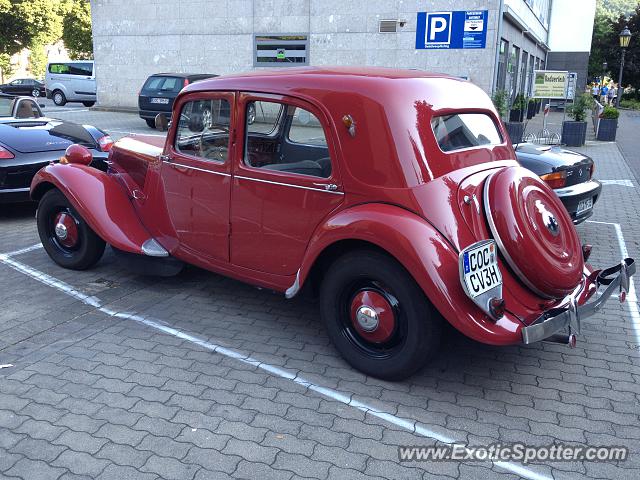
[{"left": 521, "top": 258, "right": 635, "bottom": 344}]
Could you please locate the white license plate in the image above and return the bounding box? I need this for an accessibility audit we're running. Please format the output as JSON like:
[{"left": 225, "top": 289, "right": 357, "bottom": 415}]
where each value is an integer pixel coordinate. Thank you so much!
[
  {"left": 150, "top": 97, "right": 169, "bottom": 104},
  {"left": 576, "top": 197, "right": 593, "bottom": 214},
  {"left": 461, "top": 241, "right": 502, "bottom": 299}
]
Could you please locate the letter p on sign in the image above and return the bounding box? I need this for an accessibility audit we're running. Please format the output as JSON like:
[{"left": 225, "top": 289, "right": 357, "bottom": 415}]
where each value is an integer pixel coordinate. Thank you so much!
[{"left": 426, "top": 12, "right": 452, "bottom": 44}]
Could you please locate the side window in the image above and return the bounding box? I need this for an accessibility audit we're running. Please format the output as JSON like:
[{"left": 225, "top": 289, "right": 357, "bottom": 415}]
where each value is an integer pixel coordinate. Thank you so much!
[
  {"left": 244, "top": 100, "right": 332, "bottom": 179},
  {"left": 175, "top": 98, "right": 231, "bottom": 163}
]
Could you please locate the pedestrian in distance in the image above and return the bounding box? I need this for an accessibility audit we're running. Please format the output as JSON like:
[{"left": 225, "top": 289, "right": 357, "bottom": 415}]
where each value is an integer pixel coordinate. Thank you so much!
[
  {"left": 600, "top": 83, "right": 609, "bottom": 104},
  {"left": 611, "top": 83, "right": 618, "bottom": 106},
  {"left": 591, "top": 83, "right": 600, "bottom": 100}
]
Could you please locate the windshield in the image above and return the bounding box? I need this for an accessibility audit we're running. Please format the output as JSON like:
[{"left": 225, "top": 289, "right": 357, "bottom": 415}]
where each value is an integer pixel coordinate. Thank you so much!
[{"left": 0, "top": 98, "right": 14, "bottom": 117}]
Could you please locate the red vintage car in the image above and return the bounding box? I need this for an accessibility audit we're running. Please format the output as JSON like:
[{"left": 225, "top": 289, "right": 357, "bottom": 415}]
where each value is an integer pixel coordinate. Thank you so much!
[{"left": 30, "top": 67, "right": 634, "bottom": 380}]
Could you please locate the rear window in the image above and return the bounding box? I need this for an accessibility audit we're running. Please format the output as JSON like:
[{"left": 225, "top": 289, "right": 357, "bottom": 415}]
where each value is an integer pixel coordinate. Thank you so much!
[
  {"left": 142, "top": 76, "right": 183, "bottom": 93},
  {"left": 431, "top": 113, "right": 502, "bottom": 152},
  {"left": 0, "top": 98, "right": 13, "bottom": 117},
  {"left": 48, "top": 63, "right": 93, "bottom": 76}
]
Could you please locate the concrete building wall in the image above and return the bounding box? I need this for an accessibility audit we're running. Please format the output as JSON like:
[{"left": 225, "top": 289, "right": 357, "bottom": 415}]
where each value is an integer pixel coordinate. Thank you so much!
[{"left": 90, "top": 0, "right": 500, "bottom": 109}]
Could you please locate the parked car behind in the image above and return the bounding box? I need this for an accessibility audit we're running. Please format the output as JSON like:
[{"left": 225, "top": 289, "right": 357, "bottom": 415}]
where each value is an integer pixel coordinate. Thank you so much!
[
  {"left": 31, "top": 68, "right": 634, "bottom": 380},
  {"left": 0, "top": 94, "right": 111, "bottom": 202},
  {"left": 138, "top": 73, "right": 217, "bottom": 128},
  {"left": 0, "top": 78, "right": 46, "bottom": 98},
  {"left": 45, "top": 60, "right": 96, "bottom": 107},
  {"left": 515, "top": 143, "right": 602, "bottom": 223}
]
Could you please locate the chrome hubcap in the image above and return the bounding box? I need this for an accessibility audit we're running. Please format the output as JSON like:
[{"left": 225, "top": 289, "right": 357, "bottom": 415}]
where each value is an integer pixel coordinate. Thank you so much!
[
  {"left": 55, "top": 223, "right": 68, "bottom": 240},
  {"left": 356, "top": 305, "right": 379, "bottom": 332}
]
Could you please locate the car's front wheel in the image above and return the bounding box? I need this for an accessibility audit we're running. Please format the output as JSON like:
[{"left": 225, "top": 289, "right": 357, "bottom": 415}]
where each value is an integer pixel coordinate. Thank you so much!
[
  {"left": 320, "top": 250, "right": 442, "bottom": 380},
  {"left": 52, "top": 90, "right": 66, "bottom": 106},
  {"left": 37, "top": 189, "right": 106, "bottom": 270},
  {"left": 32, "top": 88, "right": 40, "bottom": 97}
]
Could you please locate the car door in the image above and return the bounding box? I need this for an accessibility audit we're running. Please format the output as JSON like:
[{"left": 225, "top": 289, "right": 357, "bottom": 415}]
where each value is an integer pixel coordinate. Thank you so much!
[
  {"left": 153, "top": 92, "right": 234, "bottom": 265},
  {"left": 6, "top": 79, "right": 23, "bottom": 95},
  {"left": 231, "top": 93, "right": 344, "bottom": 276}
]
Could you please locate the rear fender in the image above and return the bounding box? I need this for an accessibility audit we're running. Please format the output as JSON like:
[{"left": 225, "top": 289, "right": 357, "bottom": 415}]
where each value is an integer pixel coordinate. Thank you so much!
[
  {"left": 298, "top": 203, "right": 523, "bottom": 345},
  {"left": 31, "top": 163, "right": 157, "bottom": 255}
]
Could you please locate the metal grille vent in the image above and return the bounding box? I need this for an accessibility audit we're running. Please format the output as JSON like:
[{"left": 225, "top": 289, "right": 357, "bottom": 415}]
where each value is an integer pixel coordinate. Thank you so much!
[{"left": 379, "top": 20, "right": 398, "bottom": 33}]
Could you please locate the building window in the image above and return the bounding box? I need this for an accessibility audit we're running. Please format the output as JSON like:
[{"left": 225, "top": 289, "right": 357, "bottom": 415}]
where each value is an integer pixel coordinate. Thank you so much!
[
  {"left": 497, "top": 39, "right": 508, "bottom": 91},
  {"left": 519, "top": 50, "right": 528, "bottom": 95},
  {"left": 254, "top": 35, "right": 309, "bottom": 67}
]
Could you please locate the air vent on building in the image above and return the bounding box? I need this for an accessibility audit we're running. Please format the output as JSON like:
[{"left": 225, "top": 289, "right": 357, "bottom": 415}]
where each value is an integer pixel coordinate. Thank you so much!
[
  {"left": 254, "top": 35, "right": 309, "bottom": 67},
  {"left": 379, "top": 20, "right": 398, "bottom": 33}
]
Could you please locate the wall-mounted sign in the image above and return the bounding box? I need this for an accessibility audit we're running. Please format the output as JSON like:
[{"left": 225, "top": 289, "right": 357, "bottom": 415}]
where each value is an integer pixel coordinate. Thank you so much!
[
  {"left": 532, "top": 71, "right": 568, "bottom": 99},
  {"left": 416, "top": 10, "right": 488, "bottom": 49}
]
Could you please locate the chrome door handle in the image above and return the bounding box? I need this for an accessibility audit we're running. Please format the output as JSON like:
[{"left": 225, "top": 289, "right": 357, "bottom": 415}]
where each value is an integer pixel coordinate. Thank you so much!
[
  {"left": 314, "top": 183, "right": 338, "bottom": 191},
  {"left": 159, "top": 154, "right": 171, "bottom": 162}
]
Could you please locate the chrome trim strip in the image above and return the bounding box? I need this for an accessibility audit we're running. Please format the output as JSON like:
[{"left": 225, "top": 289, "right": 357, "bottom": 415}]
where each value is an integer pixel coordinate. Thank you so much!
[
  {"left": 163, "top": 160, "right": 231, "bottom": 177},
  {"left": 285, "top": 270, "right": 301, "bottom": 299},
  {"left": 141, "top": 238, "right": 169, "bottom": 257},
  {"left": 0, "top": 187, "right": 30, "bottom": 193},
  {"left": 483, "top": 171, "right": 554, "bottom": 299},
  {"left": 554, "top": 179, "right": 602, "bottom": 197},
  {"left": 235, "top": 175, "right": 344, "bottom": 195}
]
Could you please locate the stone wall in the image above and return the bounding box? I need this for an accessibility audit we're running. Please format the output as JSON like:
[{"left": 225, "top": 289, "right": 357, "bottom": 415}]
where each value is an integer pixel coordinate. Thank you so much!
[{"left": 90, "top": 0, "right": 500, "bottom": 108}]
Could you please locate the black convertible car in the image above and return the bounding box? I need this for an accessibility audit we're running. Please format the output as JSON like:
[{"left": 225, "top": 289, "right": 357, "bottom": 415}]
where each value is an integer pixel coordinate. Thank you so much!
[
  {"left": 0, "top": 94, "right": 112, "bottom": 202},
  {"left": 516, "top": 143, "right": 602, "bottom": 224}
]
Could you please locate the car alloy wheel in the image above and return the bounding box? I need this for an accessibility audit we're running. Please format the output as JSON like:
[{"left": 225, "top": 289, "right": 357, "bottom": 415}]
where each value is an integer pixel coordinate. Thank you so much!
[
  {"left": 202, "top": 108, "right": 212, "bottom": 129},
  {"left": 52, "top": 210, "right": 80, "bottom": 251},
  {"left": 53, "top": 91, "right": 66, "bottom": 106},
  {"left": 247, "top": 103, "right": 256, "bottom": 125},
  {"left": 32, "top": 89, "right": 40, "bottom": 97}
]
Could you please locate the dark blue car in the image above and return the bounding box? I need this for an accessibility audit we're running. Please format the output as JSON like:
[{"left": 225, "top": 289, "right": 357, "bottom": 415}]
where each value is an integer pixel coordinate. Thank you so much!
[{"left": 0, "top": 94, "right": 113, "bottom": 203}]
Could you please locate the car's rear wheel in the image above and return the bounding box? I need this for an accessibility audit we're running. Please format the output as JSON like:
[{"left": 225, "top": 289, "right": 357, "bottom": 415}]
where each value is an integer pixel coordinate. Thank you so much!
[
  {"left": 145, "top": 118, "right": 156, "bottom": 128},
  {"left": 37, "top": 189, "right": 106, "bottom": 270},
  {"left": 320, "top": 250, "right": 442, "bottom": 380},
  {"left": 52, "top": 90, "right": 66, "bottom": 106},
  {"left": 82, "top": 101, "right": 95, "bottom": 107},
  {"left": 32, "top": 89, "right": 40, "bottom": 97}
]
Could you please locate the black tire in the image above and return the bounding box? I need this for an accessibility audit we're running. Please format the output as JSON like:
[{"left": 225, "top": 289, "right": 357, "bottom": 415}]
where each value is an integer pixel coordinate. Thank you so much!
[
  {"left": 82, "top": 101, "right": 95, "bottom": 107},
  {"left": 52, "top": 90, "right": 66, "bottom": 106},
  {"left": 145, "top": 118, "right": 156, "bottom": 129},
  {"left": 32, "top": 89, "right": 40, "bottom": 97},
  {"left": 247, "top": 103, "right": 256, "bottom": 125},
  {"left": 320, "top": 250, "right": 442, "bottom": 380},
  {"left": 37, "top": 189, "right": 106, "bottom": 270}
]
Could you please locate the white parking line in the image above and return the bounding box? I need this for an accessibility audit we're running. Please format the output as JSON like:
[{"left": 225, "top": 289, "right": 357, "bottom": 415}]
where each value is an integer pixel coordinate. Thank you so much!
[
  {"left": 600, "top": 179, "right": 635, "bottom": 187},
  {"left": 587, "top": 220, "right": 640, "bottom": 345},
  {"left": 46, "top": 108, "right": 90, "bottom": 114},
  {"left": 0, "top": 247, "right": 553, "bottom": 480}
]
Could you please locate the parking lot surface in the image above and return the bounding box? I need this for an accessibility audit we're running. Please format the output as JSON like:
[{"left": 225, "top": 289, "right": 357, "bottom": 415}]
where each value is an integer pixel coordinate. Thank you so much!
[{"left": 1, "top": 107, "right": 640, "bottom": 480}]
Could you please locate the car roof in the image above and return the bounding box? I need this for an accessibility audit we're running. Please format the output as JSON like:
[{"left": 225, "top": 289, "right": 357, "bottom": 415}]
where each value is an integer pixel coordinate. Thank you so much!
[{"left": 150, "top": 73, "right": 217, "bottom": 79}]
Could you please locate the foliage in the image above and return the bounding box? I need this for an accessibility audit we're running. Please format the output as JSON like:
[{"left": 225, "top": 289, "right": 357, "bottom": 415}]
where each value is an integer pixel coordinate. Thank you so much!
[
  {"left": 602, "top": 105, "right": 621, "bottom": 118},
  {"left": 491, "top": 89, "right": 509, "bottom": 118},
  {"left": 63, "top": 0, "right": 93, "bottom": 59},
  {"left": 567, "top": 93, "right": 593, "bottom": 122},
  {"left": 620, "top": 97, "right": 640, "bottom": 107},
  {"left": 512, "top": 93, "right": 528, "bottom": 112},
  {"left": 0, "top": 53, "right": 13, "bottom": 83},
  {"left": 589, "top": 0, "right": 639, "bottom": 79}
]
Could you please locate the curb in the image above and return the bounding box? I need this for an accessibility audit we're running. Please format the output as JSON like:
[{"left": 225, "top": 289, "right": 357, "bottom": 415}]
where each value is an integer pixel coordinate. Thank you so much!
[{"left": 90, "top": 106, "right": 138, "bottom": 114}]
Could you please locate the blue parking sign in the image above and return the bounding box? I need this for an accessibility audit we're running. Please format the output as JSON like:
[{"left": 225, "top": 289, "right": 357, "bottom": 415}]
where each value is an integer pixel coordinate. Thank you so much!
[{"left": 416, "top": 10, "right": 488, "bottom": 50}]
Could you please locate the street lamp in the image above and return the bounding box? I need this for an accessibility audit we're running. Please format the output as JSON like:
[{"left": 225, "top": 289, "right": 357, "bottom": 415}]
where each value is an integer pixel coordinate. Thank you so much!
[
  {"left": 616, "top": 26, "right": 632, "bottom": 107},
  {"left": 602, "top": 61, "right": 607, "bottom": 83}
]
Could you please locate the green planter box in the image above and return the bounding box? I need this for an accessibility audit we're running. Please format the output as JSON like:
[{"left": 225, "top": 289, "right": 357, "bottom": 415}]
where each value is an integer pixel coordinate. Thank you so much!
[
  {"left": 504, "top": 122, "right": 524, "bottom": 144},
  {"left": 561, "top": 121, "right": 587, "bottom": 147},
  {"left": 597, "top": 118, "right": 618, "bottom": 141}
]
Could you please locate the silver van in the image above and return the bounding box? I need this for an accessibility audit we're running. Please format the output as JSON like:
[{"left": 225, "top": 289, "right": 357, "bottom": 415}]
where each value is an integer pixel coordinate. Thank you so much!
[{"left": 45, "top": 61, "right": 96, "bottom": 107}]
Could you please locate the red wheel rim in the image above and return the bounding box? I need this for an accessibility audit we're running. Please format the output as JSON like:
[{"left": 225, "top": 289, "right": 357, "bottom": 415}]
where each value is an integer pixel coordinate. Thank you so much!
[
  {"left": 349, "top": 290, "right": 396, "bottom": 343},
  {"left": 53, "top": 211, "right": 79, "bottom": 248}
]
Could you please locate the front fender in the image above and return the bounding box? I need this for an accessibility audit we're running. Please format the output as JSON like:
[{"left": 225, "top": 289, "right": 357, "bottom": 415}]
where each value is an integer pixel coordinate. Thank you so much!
[
  {"left": 31, "top": 163, "right": 152, "bottom": 255},
  {"left": 299, "top": 203, "right": 523, "bottom": 345}
]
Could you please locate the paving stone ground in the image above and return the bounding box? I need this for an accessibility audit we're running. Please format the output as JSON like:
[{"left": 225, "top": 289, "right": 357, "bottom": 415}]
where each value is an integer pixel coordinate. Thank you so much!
[{"left": 1, "top": 108, "right": 639, "bottom": 479}]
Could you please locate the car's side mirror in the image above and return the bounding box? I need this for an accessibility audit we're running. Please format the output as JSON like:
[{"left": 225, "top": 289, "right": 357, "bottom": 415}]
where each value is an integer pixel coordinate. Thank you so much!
[
  {"left": 155, "top": 113, "right": 168, "bottom": 131},
  {"left": 62, "top": 144, "right": 93, "bottom": 165}
]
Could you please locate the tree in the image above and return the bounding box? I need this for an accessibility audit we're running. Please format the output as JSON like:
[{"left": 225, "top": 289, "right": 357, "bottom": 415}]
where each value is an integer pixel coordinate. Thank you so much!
[
  {"left": 603, "top": 6, "right": 640, "bottom": 97},
  {"left": 62, "top": 0, "right": 93, "bottom": 59},
  {"left": 0, "top": 0, "right": 34, "bottom": 80},
  {"left": 588, "top": 0, "right": 640, "bottom": 80}
]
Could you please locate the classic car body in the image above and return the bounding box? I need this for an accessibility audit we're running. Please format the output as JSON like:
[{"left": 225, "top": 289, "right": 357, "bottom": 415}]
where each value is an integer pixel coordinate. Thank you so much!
[
  {"left": 0, "top": 94, "right": 112, "bottom": 202},
  {"left": 30, "top": 67, "right": 634, "bottom": 379}
]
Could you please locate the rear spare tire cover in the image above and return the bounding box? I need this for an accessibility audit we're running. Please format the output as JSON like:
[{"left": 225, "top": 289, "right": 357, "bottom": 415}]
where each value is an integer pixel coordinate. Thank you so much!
[{"left": 484, "top": 166, "right": 583, "bottom": 298}]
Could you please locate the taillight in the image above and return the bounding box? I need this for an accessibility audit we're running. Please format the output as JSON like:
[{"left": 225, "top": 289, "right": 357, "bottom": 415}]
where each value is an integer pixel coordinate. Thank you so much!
[
  {"left": 183, "top": 78, "right": 189, "bottom": 88},
  {"left": 97, "top": 135, "right": 114, "bottom": 152},
  {"left": 540, "top": 171, "right": 567, "bottom": 189},
  {"left": 0, "top": 145, "right": 14, "bottom": 159},
  {"left": 589, "top": 162, "right": 595, "bottom": 179}
]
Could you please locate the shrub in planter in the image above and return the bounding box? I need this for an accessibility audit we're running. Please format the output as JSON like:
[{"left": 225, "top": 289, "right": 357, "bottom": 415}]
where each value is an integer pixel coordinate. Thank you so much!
[
  {"left": 491, "top": 89, "right": 508, "bottom": 120},
  {"left": 562, "top": 93, "right": 592, "bottom": 147},
  {"left": 597, "top": 105, "right": 620, "bottom": 141},
  {"left": 509, "top": 93, "right": 527, "bottom": 122}
]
